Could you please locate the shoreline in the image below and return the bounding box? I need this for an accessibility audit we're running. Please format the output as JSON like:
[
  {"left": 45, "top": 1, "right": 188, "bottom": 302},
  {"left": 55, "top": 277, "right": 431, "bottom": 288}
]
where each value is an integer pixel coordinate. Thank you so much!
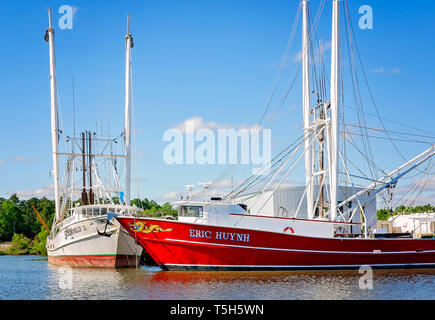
[{"left": 0, "top": 242, "right": 11, "bottom": 254}]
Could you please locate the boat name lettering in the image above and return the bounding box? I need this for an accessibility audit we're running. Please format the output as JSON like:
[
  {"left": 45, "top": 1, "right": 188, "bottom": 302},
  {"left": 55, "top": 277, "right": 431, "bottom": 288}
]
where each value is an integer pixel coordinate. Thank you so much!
[
  {"left": 189, "top": 229, "right": 250, "bottom": 242},
  {"left": 64, "top": 226, "right": 83, "bottom": 237}
]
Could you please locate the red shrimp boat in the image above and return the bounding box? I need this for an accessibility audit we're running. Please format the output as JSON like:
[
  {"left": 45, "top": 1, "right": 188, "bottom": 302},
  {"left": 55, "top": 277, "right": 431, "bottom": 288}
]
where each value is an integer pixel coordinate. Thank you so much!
[
  {"left": 116, "top": 0, "right": 435, "bottom": 271},
  {"left": 116, "top": 204, "right": 435, "bottom": 271}
]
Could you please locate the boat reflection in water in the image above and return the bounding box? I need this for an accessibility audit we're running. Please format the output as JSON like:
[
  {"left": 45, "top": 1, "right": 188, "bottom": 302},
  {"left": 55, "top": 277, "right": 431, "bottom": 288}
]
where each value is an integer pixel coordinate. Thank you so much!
[
  {"left": 47, "top": 265, "right": 435, "bottom": 300},
  {"left": 2, "top": 256, "right": 433, "bottom": 300}
]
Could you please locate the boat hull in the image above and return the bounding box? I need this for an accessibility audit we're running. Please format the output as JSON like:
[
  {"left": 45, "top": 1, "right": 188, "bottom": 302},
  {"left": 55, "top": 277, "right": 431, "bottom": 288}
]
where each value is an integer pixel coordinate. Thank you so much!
[
  {"left": 47, "top": 216, "right": 142, "bottom": 268},
  {"left": 116, "top": 217, "right": 435, "bottom": 271},
  {"left": 47, "top": 254, "right": 138, "bottom": 268}
]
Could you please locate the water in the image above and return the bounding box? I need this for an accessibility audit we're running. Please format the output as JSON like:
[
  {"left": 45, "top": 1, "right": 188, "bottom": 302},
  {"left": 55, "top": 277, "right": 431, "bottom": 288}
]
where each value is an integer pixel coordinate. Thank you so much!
[{"left": 1, "top": 255, "right": 434, "bottom": 300}]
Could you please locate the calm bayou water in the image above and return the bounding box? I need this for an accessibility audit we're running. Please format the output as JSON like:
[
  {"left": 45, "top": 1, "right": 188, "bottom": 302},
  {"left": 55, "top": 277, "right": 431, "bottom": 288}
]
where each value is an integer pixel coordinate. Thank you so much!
[{"left": 0, "top": 255, "right": 434, "bottom": 300}]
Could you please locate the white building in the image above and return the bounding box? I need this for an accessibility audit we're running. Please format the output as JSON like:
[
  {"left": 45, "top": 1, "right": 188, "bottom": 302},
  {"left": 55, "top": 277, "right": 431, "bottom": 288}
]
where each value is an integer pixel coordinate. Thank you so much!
[
  {"left": 234, "top": 186, "right": 377, "bottom": 233},
  {"left": 389, "top": 213, "right": 435, "bottom": 237}
]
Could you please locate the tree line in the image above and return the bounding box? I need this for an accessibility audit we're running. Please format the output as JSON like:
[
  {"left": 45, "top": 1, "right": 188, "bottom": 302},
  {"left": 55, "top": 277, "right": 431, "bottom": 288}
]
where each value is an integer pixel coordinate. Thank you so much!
[
  {"left": 0, "top": 194, "right": 177, "bottom": 255},
  {"left": 377, "top": 204, "right": 435, "bottom": 221}
]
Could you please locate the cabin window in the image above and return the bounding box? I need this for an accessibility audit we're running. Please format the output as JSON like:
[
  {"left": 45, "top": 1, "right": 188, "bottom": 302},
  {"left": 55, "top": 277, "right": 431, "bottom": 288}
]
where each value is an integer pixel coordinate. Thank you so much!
[
  {"left": 179, "top": 206, "right": 203, "bottom": 218},
  {"left": 86, "top": 208, "right": 93, "bottom": 215},
  {"left": 101, "top": 208, "right": 107, "bottom": 216},
  {"left": 93, "top": 207, "right": 100, "bottom": 216}
]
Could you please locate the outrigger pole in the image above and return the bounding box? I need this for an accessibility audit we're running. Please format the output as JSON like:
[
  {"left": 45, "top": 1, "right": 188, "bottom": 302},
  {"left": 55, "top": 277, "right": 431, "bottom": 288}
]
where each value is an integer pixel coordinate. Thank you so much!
[
  {"left": 302, "top": 0, "right": 314, "bottom": 220},
  {"left": 329, "top": 0, "right": 340, "bottom": 221},
  {"left": 334, "top": 145, "right": 435, "bottom": 222},
  {"left": 45, "top": 8, "right": 61, "bottom": 220},
  {"left": 124, "top": 15, "right": 133, "bottom": 206}
]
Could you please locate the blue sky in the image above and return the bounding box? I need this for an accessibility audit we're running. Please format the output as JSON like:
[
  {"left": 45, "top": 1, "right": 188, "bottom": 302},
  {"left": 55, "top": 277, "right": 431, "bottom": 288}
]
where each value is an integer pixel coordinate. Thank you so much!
[{"left": 0, "top": 0, "right": 434, "bottom": 205}]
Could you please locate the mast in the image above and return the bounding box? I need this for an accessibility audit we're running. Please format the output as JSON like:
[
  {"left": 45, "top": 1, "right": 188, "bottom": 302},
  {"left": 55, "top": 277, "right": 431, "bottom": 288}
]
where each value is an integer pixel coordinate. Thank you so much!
[
  {"left": 302, "top": 0, "right": 314, "bottom": 219},
  {"left": 88, "top": 131, "right": 94, "bottom": 205},
  {"left": 329, "top": 0, "right": 340, "bottom": 221},
  {"left": 81, "top": 132, "right": 88, "bottom": 205},
  {"left": 124, "top": 14, "right": 133, "bottom": 206},
  {"left": 45, "top": 8, "right": 61, "bottom": 220}
]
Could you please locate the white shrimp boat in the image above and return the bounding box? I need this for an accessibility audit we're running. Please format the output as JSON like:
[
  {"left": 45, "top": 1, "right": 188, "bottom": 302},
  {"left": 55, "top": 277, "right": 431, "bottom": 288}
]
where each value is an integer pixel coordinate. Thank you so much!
[{"left": 44, "top": 9, "right": 142, "bottom": 267}]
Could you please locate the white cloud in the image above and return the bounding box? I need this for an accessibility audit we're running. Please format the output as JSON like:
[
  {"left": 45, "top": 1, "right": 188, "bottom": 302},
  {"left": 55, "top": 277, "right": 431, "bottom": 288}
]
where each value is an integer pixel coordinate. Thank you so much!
[
  {"left": 159, "top": 190, "right": 184, "bottom": 202},
  {"left": 172, "top": 117, "right": 259, "bottom": 134},
  {"left": 8, "top": 184, "right": 55, "bottom": 200},
  {"left": 370, "top": 66, "right": 401, "bottom": 75},
  {"left": 293, "top": 40, "right": 331, "bottom": 63},
  {"left": 0, "top": 156, "right": 38, "bottom": 166}
]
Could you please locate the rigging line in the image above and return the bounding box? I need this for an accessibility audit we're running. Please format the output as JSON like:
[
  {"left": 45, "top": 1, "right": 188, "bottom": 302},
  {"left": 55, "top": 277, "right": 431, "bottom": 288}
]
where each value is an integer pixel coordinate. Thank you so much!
[
  {"left": 408, "top": 166, "right": 435, "bottom": 208},
  {"left": 206, "top": 2, "right": 303, "bottom": 193},
  {"left": 225, "top": 131, "right": 306, "bottom": 198},
  {"left": 308, "top": 0, "right": 328, "bottom": 102},
  {"left": 341, "top": 122, "right": 387, "bottom": 175},
  {"left": 227, "top": 144, "right": 301, "bottom": 202},
  {"left": 343, "top": 0, "right": 377, "bottom": 184},
  {"left": 226, "top": 134, "right": 305, "bottom": 198},
  {"left": 341, "top": 125, "right": 388, "bottom": 176},
  {"left": 396, "top": 158, "right": 435, "bottom": 180},
  {"left": 206, "top": 0, "right": 326, "bottom": 195},
  {"left": 307, "top": 0, "right": 327, "bottom": 99},
  {"left": 343, "top": 0, "right": 409, "bottom": 166},
  {"left": 247, "top": 133, "right": 309, "bottom": 209},
  {"left": 257, "top": 1, "right": 302, "bottom": 129},
  {"left": 339, "top": 144, "right": 389, "bottom": 209},
  {"left": 308, "top": 8, "right": 320, "bottom": 99},
  {"left": 230, "top": 140, "right": 307, "bottom": 197},
  {"left": 343, "top": 123, "right": 435, "bottom": 140},
  {"left": 391, "top": 171, "right": 429, "bottom": 209},
  {"left": 391, "top": 159, "right": 435, "bottom": 209},
  {"left": 344, "top": 132, "right": 433, "bottom": 145},
  {"left": 394, "top": 172, "right": 429, "bottom": 210},
  {"left": 341, "top": 132, "right": 390, "bottom": 207},
  {"left": 255, "top": 129, "right": 323, "bottom": 213},
  {"left": 343, "top": 105, "right": 435, "bottom": 137}
]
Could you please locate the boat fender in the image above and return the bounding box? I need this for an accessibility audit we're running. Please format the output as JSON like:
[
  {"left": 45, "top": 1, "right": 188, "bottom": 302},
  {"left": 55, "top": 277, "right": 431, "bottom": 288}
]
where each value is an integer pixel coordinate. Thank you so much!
[{"left": 284, "top": 227, "right": 295, "bottom": 234}]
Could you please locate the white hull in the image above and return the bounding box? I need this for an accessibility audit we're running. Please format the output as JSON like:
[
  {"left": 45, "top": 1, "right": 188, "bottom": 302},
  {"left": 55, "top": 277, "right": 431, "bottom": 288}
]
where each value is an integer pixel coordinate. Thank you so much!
[{"left": 46, "top": 214, "right": 143, "bottom": 268}]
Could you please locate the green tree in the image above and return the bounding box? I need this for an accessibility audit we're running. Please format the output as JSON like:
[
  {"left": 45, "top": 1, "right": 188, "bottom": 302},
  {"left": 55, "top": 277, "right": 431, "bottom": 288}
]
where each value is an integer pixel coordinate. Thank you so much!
[
  {"left": 377, "top": 209, "right": 390, "bottom": 221},
  {"left": 8, "top": 233, "right": 32, "bottom": 255}
]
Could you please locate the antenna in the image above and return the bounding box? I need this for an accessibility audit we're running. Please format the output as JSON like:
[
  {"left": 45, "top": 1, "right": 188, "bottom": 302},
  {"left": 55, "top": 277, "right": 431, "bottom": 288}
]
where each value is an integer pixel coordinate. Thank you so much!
[
  {"left": 100, "top": 81, "right": 103, "bottom": 137},
  {"left": 72, "top": 76, "right": 76, "bottom": 136},
  {"left": 185, "top": 185, "right": 194, "bottom": 199}
]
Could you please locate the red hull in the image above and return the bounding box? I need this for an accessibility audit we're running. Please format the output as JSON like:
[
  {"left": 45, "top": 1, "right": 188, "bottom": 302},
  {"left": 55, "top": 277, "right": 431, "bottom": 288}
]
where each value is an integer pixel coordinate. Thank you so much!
[
  {"left": 116, "top": 217, "right": 435, "bottom": 271},
  {"left": 48, "top": 254, "right": 139, "bottom": 268}
]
